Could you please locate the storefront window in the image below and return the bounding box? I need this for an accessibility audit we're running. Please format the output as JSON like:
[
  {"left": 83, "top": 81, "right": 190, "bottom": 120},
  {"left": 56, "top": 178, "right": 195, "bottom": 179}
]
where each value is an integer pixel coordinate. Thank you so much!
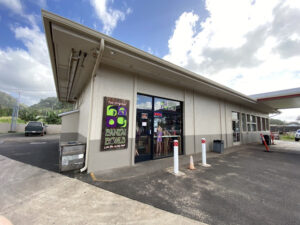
[
  {"left": 135, "top": 94, "right": 183, "bottom": 163},
  {"left": 154, "top": 98, "right": 181, "bottom": 112},
  {"left": 266, "top": 118, "right": 269, "bottom": 130},
  {"left": 242, "top": 113, "right": 246, "bottom": 132},
  {"left": 252, "top": 116, "right": 257, "bottom": 131},
  {"left": 257, "top": 117, "right": 261, "bottom": 131},
  {"left": 137, "top": 94, "right": 152, "bottom": 110},
  {"left": 232, "top": 112, "right": 240, "bottom": 142},
  {"left": 262, "top": 118, "right": 266, "bottom": 131},
  {"left": 247, "top": 114, "right": 251, "bottom": 131}
]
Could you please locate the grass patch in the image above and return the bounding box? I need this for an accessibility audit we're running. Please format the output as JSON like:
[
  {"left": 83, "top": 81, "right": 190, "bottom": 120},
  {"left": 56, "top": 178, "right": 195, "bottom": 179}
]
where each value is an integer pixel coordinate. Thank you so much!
[
  {"left": 0, "top": 116, "right": 26, "bottom": 124},
  {"left": 280, "top": 134, "right": 295, "bottom": 141}
]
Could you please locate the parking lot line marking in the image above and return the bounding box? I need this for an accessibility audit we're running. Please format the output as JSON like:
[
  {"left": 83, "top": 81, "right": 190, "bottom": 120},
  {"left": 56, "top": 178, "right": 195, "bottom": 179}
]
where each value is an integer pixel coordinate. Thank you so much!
[
  {"left": 30, "top": 142, "right": 47, "bottom": 145},
  {"left": 90, "top": 172, "right": 138, "bottom": 183}
]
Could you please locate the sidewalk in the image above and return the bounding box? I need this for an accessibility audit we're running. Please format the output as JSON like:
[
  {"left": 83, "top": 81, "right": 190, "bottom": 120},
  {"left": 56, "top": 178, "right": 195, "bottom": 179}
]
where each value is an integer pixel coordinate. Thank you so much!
[
  {"left": 88, "top": 144, "right": 245, "bottom": 182},
  {"left": 0, "top": 154, "right": 204, "bottom": 225}
]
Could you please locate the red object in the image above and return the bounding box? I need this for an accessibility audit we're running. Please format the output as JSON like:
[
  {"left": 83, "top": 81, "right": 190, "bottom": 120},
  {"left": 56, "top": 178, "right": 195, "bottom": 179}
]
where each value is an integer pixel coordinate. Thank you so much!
[
  {"left": 260, "top": 133, "right": 270, "bottom": 151},
  {"left": 154, "top": 112, "right": 162, "bottom": 117},
  {"left": 174, "top": 140, "right": 178, "bottom": 146},
  {"left": 201, "top": 139, "right": 206, "bottom": 144},
  {"left": 257, "top": 93, "right": 300, "bottom": 102}
]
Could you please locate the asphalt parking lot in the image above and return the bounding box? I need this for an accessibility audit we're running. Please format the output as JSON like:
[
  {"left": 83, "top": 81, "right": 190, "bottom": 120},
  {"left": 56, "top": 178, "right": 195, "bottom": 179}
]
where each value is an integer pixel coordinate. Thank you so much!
[
  {"left": 81, "top": 143, "right": 300, "bottom": 225},
  {"left": 0, "top": 133, "right": 59, "bottom": 172},
  {"left": 1, "top": 134, "right": 300, "bottom": 225}
]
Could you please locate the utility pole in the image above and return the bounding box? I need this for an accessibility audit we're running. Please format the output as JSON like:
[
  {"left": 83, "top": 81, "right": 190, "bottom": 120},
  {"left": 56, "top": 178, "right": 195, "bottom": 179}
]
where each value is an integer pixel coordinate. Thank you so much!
[{"left": 10, "top": 91, "right": 20, "bottom": 133}]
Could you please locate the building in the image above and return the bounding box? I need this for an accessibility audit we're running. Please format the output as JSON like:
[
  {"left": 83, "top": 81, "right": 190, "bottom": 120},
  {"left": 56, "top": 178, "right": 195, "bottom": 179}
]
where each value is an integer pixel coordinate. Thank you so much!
[{"left": 42, "top": 10, "right": 281, "bottom": 173}]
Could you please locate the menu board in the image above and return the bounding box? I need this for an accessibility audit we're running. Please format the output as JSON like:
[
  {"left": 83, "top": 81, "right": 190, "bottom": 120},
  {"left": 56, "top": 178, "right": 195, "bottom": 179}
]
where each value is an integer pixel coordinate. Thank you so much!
[{"left": 101, "top": 97, "right": 130, "bottom": 151}]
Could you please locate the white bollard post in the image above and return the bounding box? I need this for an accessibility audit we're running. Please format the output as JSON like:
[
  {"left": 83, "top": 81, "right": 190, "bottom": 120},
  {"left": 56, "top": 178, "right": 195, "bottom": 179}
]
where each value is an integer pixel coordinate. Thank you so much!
[
  {"left": 202, "top": 138, "right": 206, "bottom": 165},
  {"left": 201, "top": 138, "right": 211, "bottom": 167},
  {"left": 174, "top": 140, "right": 179, "bottom": 174}
]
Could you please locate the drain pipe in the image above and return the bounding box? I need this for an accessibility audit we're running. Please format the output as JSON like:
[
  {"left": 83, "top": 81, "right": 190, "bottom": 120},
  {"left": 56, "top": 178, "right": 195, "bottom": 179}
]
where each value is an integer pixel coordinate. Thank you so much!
[{"left": 81, "top": 38, "right": 105, "bottom": 173}]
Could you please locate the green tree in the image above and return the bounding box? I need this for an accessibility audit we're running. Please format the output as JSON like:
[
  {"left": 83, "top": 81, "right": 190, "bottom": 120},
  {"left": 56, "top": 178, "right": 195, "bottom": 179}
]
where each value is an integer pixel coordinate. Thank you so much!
[
  {"left": 270, "top": 118, "right": 286, "bottom": 125},
  {"left": 45, "top": 111, "right": 61, "bottom": 124},
  {"left": 19, "top": 109, "right": 39, "bottom": 122}
]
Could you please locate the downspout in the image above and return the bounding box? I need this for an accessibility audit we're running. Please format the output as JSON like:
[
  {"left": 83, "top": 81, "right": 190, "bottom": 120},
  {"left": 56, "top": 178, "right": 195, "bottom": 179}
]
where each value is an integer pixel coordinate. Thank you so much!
[
  {"left": 81, "top": 38, "right": 105, "bottom": 172},
  {"left": 219, "top": 100, "right": 223, "bottom": 141},
  {"left": 193, "top": 89, "right": 196, "bottom": 154}
]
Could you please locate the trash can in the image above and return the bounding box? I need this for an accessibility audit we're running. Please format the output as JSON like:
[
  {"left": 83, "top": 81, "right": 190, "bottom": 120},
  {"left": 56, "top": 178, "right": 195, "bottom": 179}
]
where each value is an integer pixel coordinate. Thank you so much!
[
  {"left": 213, "top": 140, "right": 224, "bottom": 153},
  {"left": 263, "top": 135, "right": 271, "bottom": 145},
  {"left": 59, "top": 141, "right": 86, "bottom": 172}
]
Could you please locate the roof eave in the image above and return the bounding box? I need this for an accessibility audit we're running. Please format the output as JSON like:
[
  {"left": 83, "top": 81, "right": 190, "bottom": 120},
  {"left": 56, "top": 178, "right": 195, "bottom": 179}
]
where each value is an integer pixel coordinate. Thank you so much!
[{"left": 42, "top": 10, "right": 277, "bottom": 113}]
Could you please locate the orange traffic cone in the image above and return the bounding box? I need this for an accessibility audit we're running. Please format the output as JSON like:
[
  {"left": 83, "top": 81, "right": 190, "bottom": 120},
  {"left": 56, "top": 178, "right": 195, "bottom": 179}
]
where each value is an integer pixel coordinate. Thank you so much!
[{"left": 188, "top": 155, "right": 196, "bottom": 170}]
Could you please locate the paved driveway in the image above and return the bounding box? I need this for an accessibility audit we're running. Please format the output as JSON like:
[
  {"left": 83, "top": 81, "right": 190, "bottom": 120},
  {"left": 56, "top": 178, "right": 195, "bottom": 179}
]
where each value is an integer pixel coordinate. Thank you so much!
[
  {"left": 0, "top": 133, "right": 201, "bottom": 225},
  {"left": 1, "top": 134, "right": 300, "bottom": 225},
  {"left": 0, "top": 155, "right": 201, "bottom": 225},
  {"left": 0, "top": 133, "right": 59, "bottom": 172},
  {"left": 82, "top": 142, "right": 300, "bottom": 225}
]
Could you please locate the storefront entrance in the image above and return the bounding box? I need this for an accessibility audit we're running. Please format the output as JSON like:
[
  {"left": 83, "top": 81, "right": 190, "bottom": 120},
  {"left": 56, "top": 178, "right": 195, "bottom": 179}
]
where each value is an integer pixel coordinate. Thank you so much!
[
  {"left": 135, "top": 94, "right": 183, "bottom": 163},
  {"left": 232, "top": 111, "right": 241, "bottom": 145}
]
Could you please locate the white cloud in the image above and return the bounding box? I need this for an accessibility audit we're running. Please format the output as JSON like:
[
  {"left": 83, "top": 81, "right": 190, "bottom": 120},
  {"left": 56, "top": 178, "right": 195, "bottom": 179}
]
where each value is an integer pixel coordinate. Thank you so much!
[
  {"left": 164, "top": 0, "right": 300, "bottom": 95},
  {"left": 0, "top": 0, "right": 55, "bottom": 106},
  {"left": 271, "top": 109, "right": 300, "bottom": 122},
  {"left": 0, "top": 2, "right": 55, "bottom": 105},
  {"left": 0, "top": 24, "right": 55, "bottom": 105},
  {"left": 90, "top": 0, "right": 131, "bottom": 35},
  {"left": 164, "top": 0, "right": 300, "bottom": 121},
  {"left": 0, "top": 0, "right": 23, "bottom": 14},
  {"left": 164, "top": 12, "right": 199, "bottom": 66}
]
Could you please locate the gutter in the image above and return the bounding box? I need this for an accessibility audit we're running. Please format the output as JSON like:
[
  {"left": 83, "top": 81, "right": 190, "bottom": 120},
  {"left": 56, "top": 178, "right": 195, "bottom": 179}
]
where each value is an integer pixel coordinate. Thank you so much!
[
  {"left": 80, "top": 38, "right": 105, "bottom": 173},
  {"left": 58, "top": 109, "right": 79, "bottom": 117}
]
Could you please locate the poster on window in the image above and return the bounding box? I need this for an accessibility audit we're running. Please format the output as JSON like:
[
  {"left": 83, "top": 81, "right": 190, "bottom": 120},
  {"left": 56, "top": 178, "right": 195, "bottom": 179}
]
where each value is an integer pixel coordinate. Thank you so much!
[{"left": 101, "top": 97, "right": 130, "bottom": 151}]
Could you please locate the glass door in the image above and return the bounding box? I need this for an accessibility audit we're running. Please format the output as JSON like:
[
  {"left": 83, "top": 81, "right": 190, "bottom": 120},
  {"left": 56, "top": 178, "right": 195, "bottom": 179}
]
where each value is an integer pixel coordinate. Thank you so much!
[
  {"left": 232, "top": 112, "right": 241, "bottom": 145},
  {"left": 135, "top": 110, "right": 153, "bottom": 162},
  {"left": 135, "top": 94, "right": 183, "bottom": 163},
  {"left": 153, "top": 113, "right": 182, "bottom": 158}
]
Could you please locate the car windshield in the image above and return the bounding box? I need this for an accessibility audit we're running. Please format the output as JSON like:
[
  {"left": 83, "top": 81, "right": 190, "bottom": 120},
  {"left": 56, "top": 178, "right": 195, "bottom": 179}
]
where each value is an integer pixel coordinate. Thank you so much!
[{"left": 28, "top": 122, "right": 42, "bottom": 126}]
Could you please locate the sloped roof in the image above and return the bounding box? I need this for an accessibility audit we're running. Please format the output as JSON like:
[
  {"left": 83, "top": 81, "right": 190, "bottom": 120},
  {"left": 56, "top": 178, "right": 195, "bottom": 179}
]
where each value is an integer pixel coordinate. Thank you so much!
[
  {"left": 251, "top": 88, "right": 300, "bottom": 109},
  {"left": 42, "top": 10, "right": 277, "bottom": 114}
]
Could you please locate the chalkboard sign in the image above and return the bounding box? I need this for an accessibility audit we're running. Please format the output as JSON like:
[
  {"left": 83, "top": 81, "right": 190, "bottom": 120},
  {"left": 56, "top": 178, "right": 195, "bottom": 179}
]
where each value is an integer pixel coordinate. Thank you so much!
[{"left": 101, "top": 97, "right": 130, "bottom": 151}]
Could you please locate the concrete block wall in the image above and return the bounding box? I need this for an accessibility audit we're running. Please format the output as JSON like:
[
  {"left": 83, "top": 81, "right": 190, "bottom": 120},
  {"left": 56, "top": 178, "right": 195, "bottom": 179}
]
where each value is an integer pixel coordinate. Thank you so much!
[
  {"left": 0, "top": 123, "right": 61, "bottom": 134},
  {"left": 45, "top": 125, "right": 61, "bottom": 134}
]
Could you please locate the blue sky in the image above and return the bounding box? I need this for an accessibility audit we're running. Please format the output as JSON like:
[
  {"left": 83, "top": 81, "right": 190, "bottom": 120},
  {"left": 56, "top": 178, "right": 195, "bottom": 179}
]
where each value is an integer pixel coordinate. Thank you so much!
[
  {"left": 0, "top": 0, "right": 207, "bottom": 58},
  {"left": 0, "top": 0, "right": 299, "bottom": 121}
]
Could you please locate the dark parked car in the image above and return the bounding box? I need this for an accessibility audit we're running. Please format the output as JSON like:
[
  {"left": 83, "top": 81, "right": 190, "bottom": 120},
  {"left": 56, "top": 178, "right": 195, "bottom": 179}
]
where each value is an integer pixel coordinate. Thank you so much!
[
  {"left": 25, "top": 121, "right": 47, "bottom": 136},
  {"left": 295, "top": 129, "right": 300, "bottom": 141}
]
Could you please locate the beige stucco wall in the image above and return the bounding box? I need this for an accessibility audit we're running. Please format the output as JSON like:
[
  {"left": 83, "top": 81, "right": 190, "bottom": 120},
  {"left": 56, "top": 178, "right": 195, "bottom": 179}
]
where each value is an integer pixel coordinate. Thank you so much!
[
  {"left": 61, "top": 112, "right": 79, "bottom": 133},
  {"left": 60, "top": 112, "right": 79, "bottom": 142},
  {"left": 77, "top": 81, "right": 91, "bottom": 142},
  {"left": 87, "top": 65, "right": 135, "bottom": 172},
  {"left": 70, "top": 64, "right": 270, "bottom": 173},
  {"left": 85, "top": 64, "right": 188, "bottom": 172}
]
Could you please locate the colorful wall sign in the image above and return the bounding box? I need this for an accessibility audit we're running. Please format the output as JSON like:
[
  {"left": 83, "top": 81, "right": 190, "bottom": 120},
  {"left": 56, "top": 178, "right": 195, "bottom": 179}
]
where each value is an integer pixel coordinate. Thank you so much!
[
  {"left": 101, "top": 97, "right": 130, "bottom": 151},
  {"left": 154, "top": 112, "right": 162, "bottom": 117}
]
